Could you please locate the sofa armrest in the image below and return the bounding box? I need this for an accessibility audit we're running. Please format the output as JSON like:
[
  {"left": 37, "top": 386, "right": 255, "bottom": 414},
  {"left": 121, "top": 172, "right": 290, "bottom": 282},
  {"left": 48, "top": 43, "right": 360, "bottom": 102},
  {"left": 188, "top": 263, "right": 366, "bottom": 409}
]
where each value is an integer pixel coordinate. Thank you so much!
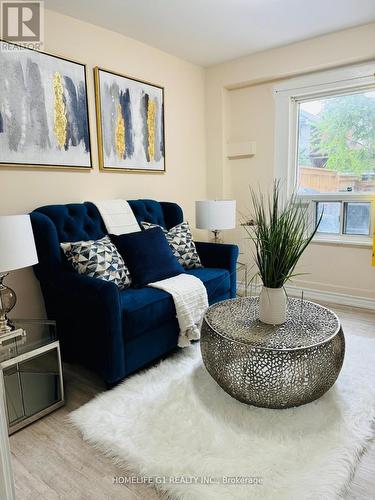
[
  {"left": 195, "top": 242, "right": 239, "bottom": 270},
  {"left": 45, "top": 271, "right": 125, "bottom": 384},
  {"left": 56, "top": 271, "right": 120, "bottom": 306},
  {"left": 195, "top": 242, "right": 239, "bottom": 298}
]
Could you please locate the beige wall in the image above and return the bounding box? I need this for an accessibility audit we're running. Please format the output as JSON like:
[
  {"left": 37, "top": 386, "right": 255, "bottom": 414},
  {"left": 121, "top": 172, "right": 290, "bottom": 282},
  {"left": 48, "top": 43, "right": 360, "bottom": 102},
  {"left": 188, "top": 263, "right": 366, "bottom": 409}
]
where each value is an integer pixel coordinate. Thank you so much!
[
  {"left": 2, "top": 15, "right": 375, "bottom": 319},
  {"left": 0, "top": 9, "right": 207, "bottom": 318},
  {"left": 206, "top": 23, "right": 375, "bottom": 301}
]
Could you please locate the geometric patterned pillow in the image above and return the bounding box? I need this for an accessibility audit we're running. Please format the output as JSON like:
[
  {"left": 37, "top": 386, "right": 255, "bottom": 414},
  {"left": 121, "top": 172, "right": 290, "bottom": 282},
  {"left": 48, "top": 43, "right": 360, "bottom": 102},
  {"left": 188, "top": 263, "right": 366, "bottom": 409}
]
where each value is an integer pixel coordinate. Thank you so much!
[
  {"left": 60, "top": 235, "right": 131, "bottom": 290},
  {"left": 141, "top": 221, "right": 202, "bottom": 269}
]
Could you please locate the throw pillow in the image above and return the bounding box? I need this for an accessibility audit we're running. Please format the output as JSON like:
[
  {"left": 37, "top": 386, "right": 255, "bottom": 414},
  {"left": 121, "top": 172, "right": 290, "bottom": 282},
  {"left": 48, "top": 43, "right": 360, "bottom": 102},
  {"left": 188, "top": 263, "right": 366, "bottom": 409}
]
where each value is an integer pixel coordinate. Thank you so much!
[
  {"left": 141, "top": 221, "right": 202, "bottom": 269},
  {"left": 60, "top": 235, "right": 131, "bottom": 290},
  {"left": 110, "top": 227, "right": 185, "bottom": 288}
]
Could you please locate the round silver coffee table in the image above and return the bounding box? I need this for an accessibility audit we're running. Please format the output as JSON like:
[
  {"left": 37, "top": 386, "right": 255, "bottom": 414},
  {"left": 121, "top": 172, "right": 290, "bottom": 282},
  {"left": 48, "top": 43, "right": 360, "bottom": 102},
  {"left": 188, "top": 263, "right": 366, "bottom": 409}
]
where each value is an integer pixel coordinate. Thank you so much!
[{"left": 200, "top": 297, "right": 345, "bottom": 409}]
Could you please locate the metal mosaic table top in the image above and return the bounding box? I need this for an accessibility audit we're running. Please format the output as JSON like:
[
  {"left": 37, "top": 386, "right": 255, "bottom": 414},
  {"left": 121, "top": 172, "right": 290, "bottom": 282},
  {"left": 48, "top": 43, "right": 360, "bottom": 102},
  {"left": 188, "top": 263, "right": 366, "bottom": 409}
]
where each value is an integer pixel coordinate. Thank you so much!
[{"left": 204, "top": 297, "right": 340, "bottom": 350}]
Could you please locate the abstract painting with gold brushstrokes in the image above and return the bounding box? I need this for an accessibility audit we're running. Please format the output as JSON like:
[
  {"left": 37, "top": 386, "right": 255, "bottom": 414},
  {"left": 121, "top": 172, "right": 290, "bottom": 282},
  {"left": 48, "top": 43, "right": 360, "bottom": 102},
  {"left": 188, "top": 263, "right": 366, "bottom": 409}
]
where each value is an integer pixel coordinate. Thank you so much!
[
  {"left": 94, "top": 67, "right": 165, "bottom": 173},
  {"left": 0, "top": 40, "right": 92, "bottom": 169}
]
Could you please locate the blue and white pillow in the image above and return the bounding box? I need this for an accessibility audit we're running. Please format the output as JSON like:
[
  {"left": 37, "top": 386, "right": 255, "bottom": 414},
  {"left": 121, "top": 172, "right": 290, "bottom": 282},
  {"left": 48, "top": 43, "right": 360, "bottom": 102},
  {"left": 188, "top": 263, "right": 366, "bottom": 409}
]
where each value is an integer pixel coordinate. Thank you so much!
[
  {"left": 141, "top": 221, "right": 202, "bottom": 269},
  {"left": 61, "top": 235, "right": 131, "bottom": 289}
]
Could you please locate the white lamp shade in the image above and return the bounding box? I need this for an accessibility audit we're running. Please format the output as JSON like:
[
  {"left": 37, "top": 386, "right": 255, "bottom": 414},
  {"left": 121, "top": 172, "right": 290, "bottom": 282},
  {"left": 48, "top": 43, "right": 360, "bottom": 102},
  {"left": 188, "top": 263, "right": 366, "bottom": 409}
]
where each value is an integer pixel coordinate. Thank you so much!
[
  {"left": 195, "top": 200, "right": 236, "bottom": 230},
  {"left": 0, "top": 215, "right": 38, "bottom": 273}
]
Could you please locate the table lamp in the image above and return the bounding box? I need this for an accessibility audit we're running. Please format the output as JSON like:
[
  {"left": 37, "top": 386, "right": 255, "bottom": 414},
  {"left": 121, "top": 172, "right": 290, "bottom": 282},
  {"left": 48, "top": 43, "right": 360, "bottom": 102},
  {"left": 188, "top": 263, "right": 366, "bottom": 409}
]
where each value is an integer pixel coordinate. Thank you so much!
[
  {"left": 195, "top": 200, "right": 236, "bottom": 243},
  {"left": 0, "top": 215, "right": 38, "bottom": 336}
]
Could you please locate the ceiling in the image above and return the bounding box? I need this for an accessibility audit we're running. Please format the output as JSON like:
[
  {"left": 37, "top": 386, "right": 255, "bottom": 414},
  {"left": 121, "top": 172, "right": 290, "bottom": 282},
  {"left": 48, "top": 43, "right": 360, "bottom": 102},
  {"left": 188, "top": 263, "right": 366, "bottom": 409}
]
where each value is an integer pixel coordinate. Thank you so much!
[{"left": 45, "top": 0, "right": 375, "bottom": 66}]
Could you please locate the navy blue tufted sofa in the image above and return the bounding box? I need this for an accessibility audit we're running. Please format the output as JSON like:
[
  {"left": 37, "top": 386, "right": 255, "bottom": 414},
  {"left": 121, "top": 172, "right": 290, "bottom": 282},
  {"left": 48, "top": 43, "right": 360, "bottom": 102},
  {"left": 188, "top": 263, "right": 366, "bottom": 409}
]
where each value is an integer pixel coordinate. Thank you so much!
[{"left": 30, "top": 200, "right": 239, "bottom": 385}]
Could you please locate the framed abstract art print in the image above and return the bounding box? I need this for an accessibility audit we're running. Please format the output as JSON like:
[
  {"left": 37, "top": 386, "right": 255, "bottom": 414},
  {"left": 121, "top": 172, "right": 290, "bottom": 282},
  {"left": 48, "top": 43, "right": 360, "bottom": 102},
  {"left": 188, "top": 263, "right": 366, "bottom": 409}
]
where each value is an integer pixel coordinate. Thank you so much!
[
  {"left": 0, "top": 40, "right": 92, "bottom": 169},
  {"left": 94, "top": 67, "right": 165, "bottom": 173}
]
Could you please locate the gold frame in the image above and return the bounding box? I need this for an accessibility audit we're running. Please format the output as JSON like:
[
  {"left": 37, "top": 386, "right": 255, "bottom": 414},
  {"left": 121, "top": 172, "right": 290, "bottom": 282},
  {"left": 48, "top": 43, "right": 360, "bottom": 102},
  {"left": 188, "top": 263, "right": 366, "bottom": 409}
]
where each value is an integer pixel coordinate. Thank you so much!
[
  {"left": 94, "top": 66, "right": 166, "bottom": 173},
  {"left": 0, "top": 39, "right": 93, "bottom": 171}
]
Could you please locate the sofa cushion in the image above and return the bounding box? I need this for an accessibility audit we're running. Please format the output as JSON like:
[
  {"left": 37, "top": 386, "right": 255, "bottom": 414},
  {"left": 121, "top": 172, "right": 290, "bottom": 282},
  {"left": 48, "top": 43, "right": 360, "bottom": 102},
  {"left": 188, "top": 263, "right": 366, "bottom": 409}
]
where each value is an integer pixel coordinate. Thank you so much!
[
  {"left": 127, "top": 200, "right": 167, "bottom": 228},
  {"left": 35, "top": 202, "right": 106, "bottom": 244},
  {"left": 186, "top": 268, "right": 230, "bottom": 299},
  {"left": 60, "top": 235, "right": 131, "bottom": 289},
  {"left": 111, "top": 227, "right": 185, "bottom": 288},
  {"left": 141, "top": 221, "right": 202, "bottom": 269},
  {"left": 120, "top": 267, "right": 230, "bottom": 340},
  {"left": 120, "top": 287, "right": 175, "bottom": 339}
]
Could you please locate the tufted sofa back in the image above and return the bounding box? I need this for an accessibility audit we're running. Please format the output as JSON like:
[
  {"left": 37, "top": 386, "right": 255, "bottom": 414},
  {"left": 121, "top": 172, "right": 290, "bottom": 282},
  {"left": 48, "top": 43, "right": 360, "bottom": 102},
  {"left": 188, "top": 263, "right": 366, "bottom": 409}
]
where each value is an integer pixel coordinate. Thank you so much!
[{"left": 30, "top": 199, "right": 183, "bottom": 278}]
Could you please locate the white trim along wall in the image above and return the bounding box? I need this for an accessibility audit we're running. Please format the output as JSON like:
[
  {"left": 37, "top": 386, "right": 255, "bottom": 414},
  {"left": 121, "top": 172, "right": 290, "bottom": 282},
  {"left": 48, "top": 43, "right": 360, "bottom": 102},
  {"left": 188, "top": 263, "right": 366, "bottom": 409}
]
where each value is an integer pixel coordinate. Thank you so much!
[{"left": 237, "top": 281, "right": 375, "bottom": 311}]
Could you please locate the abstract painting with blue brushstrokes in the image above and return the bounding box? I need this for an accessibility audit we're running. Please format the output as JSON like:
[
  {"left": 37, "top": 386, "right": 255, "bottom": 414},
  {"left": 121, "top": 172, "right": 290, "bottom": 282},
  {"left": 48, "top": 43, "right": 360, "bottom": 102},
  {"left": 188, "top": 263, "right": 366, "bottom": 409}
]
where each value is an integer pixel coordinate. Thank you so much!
[
  {"left": 0, "top": 40, "right": 91, "bottom": 168},
  {"left": 95, "top": 67, "right": 165, "bottom": 172}
]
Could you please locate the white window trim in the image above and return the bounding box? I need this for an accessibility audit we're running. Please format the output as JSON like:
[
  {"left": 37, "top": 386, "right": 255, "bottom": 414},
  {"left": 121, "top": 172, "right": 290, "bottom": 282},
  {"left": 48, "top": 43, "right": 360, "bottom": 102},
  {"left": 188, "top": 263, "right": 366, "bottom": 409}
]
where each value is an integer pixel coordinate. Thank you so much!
[{"left": 273, "top": 62, "right": 375, "bottom": 247}]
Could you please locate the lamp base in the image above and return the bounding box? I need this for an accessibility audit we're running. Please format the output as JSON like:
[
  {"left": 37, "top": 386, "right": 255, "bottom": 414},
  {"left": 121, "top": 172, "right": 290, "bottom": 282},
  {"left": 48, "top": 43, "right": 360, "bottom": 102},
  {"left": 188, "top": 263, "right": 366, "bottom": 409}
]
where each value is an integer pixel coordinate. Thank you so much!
[
  {"left": 0, "top": 319, "right": 12, "bottom": 335},
  {"left": 211, "top": 230, "right": 223, "bottom": 244},
  {"left": 0, "top": 273, "right": 16, "bottom": 337}
]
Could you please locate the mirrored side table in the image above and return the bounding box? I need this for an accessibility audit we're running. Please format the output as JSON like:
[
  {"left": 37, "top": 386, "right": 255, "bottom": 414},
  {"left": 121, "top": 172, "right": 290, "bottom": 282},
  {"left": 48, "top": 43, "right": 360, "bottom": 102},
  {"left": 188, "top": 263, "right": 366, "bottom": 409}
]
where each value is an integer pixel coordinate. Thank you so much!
[{"left": 0, "top": 319, "right": 64, "bottom": 435}]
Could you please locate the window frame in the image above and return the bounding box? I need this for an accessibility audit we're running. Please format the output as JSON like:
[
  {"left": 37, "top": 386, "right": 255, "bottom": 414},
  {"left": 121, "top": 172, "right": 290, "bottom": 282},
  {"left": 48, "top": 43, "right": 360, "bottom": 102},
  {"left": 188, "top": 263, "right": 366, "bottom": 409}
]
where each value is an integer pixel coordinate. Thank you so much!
[
  {"left": 302, "top": 194, "right": 374, "bottom": 246},
  {"left": 273, "top": 62, "right": 375, "bottom": 247}
]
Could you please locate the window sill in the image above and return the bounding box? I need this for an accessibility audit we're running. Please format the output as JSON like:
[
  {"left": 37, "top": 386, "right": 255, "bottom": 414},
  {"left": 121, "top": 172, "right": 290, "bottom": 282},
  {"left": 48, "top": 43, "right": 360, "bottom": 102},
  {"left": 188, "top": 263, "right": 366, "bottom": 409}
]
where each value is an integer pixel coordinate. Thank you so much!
[
  {"left": 298, "top": 193, "right": 375, "bottom": 201},
  {"left": 311, "top": 236, "right": 373, "bottom": 248}
]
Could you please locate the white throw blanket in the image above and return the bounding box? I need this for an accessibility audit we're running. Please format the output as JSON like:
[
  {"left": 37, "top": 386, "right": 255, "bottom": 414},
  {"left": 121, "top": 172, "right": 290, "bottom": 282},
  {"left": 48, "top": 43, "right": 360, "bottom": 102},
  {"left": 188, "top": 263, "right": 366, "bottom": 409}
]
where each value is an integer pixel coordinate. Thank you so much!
[
  {"left": 92, "top": 199, "right": 140, "bottom": 235},
  {"left": 149, "top": 274, "right": 208, "bottom": 348}
]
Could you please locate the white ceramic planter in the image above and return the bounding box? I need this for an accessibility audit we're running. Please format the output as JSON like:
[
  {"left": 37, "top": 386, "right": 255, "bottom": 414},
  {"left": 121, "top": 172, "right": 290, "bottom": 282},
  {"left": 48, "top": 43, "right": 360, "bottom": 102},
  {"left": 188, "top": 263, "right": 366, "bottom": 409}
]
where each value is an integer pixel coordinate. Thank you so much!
[{"left": 259, "top": 286, "right": 286, "bottom": 325}]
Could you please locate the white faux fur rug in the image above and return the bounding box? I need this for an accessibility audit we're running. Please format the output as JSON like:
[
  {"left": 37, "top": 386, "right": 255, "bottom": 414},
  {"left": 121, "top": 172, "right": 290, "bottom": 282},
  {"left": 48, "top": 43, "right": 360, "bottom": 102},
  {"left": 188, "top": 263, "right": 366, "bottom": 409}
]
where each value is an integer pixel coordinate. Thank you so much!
[{"left": 70, "top": 335, "right": 375, "bottom": 500}]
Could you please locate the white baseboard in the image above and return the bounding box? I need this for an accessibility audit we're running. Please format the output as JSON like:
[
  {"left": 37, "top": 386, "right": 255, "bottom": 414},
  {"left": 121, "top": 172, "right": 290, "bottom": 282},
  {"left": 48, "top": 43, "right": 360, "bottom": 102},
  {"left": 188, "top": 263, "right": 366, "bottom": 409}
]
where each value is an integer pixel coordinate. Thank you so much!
[{"left": 237, "top": 281, "right": 375, "bottom": 311}]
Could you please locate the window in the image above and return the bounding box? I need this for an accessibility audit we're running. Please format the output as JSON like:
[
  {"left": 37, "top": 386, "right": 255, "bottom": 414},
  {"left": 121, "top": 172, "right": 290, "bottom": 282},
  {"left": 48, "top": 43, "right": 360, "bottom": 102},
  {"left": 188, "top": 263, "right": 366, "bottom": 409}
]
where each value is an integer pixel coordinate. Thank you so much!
[
  {"left": 297, "top": 91, "right": 375, "bottom": 196},
  {"left": 274, "top": 63, "right": 375, "bottom": 245},
  {"left": 316, "top": 202, "right": 341, "bottom": 234},
  {"left": 344, "top": 202, "right": 371, "bottom": 235},
  {"left": 316, "top": 200, "right": 371, "bottom": 237}
]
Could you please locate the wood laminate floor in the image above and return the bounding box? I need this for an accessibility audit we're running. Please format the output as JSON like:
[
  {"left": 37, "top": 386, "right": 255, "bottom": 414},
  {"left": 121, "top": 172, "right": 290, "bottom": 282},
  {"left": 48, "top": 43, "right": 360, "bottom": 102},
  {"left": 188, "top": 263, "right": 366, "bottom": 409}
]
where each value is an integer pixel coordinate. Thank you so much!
[{"left": 9, "top": 304, "right": 375, "bottom": 500}]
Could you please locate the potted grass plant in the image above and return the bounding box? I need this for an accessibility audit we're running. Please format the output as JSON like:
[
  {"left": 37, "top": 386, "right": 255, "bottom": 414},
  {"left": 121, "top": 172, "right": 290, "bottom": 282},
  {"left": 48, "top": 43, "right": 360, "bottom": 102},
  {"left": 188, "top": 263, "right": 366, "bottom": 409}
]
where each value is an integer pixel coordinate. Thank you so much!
[{"left": 246, "top": 182, "right": 321, "bottom": 325}]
